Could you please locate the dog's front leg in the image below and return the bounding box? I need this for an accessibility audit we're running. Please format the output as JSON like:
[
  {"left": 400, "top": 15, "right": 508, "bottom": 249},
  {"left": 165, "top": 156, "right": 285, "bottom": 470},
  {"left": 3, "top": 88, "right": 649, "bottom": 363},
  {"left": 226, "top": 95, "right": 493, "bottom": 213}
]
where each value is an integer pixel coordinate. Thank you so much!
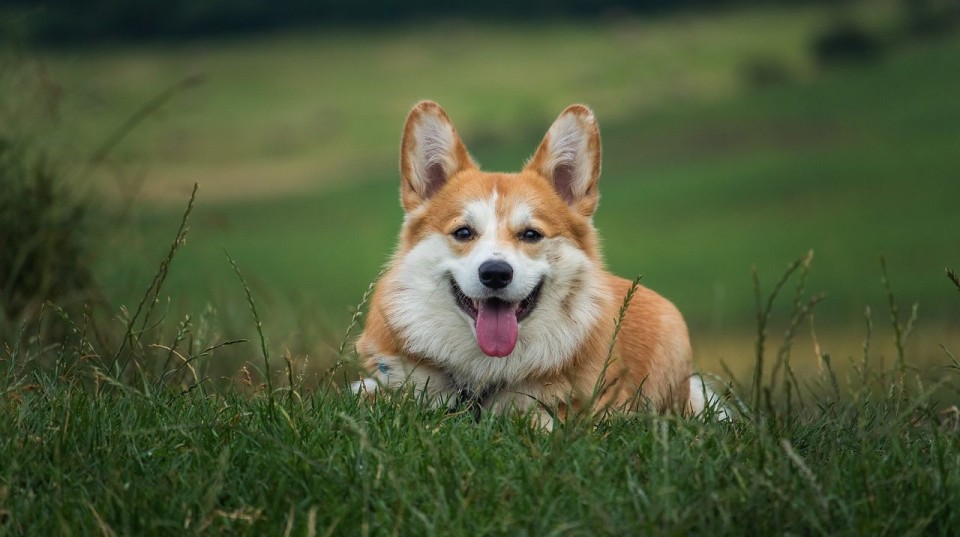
[
  {"left": 484, "top": 382, "right": 561, "bottom": 430},
  {"left": 351, "top": 354, "right": 459, "bottom": 410}
]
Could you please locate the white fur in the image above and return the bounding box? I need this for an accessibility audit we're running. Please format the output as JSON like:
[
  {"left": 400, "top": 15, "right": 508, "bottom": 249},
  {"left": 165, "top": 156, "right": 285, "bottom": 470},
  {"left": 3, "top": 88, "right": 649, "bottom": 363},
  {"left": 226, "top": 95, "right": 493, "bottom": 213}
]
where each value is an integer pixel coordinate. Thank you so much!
[
  {"left": 450, "top": 194, "right": 548, "bottom": 303},
  {"left": 351, "top": 355, "right": 460, "bottom": 409},
  {"left": 408, "top": 112, "right": 459, "bottom": 194},
  {"left": 377, "top": 354, "right": 459, "bottom": 408},
  {"left": 688, "top": 375, "right": 729, "bottom": 420},
  {"left": 509, "top": 202, "right": 534, "bottom": 230},
  {"left": 350, "top": 378, "right": 379, "bottom": 395},
  {"left": 382, "top": 192, "right": 606, "bottom": 394},
  {"left": 463, "top": 192, "right": 498, "bottom": 232},
  {"left": 542, "top": 111, "right": 597, "bottom": 201}
]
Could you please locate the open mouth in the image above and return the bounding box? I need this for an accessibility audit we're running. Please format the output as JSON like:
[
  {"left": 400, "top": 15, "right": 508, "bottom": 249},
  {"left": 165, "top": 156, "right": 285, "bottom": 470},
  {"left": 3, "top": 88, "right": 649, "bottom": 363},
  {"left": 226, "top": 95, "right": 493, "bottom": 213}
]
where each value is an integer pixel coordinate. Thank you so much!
[
  {"left": 450, "top": 279, "right": 542, "bottom": 322},
  {"left": 450, "top": 278, "right": 543, "bottom": 358}
]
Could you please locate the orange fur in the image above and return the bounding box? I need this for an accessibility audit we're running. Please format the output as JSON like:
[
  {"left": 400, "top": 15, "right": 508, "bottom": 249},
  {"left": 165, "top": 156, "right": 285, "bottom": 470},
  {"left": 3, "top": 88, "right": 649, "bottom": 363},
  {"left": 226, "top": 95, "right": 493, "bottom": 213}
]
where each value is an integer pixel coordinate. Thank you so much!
[{"left": 355, "top": 101, "right": 695, "bottom": 422}]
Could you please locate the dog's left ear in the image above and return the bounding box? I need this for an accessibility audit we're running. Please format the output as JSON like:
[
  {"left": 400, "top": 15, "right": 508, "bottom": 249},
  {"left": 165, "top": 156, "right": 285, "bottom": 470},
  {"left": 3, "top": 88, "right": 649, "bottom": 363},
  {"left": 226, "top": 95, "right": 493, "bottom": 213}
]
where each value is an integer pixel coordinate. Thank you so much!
[
  {"left": 524, "top": 105, "right": 601, "bottom": 217},
  {"left": 399, "top": 101, "right": 477, "bottom": 212}
]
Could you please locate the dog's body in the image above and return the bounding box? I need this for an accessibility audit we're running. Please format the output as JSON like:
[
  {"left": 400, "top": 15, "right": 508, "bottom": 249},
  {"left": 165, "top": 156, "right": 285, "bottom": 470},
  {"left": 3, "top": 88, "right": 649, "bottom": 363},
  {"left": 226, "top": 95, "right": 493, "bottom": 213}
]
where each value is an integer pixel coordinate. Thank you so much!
[{"left": 354, "top": 101, "right": 717, "bottom": 426}]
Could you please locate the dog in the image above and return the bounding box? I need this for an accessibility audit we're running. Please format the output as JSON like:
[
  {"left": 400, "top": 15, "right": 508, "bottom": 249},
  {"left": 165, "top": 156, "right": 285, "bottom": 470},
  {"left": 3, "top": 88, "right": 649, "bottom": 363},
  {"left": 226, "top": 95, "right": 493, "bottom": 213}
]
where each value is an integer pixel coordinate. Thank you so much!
[{"left": 352, "top": 101, "right": 723, "bottom": 427}]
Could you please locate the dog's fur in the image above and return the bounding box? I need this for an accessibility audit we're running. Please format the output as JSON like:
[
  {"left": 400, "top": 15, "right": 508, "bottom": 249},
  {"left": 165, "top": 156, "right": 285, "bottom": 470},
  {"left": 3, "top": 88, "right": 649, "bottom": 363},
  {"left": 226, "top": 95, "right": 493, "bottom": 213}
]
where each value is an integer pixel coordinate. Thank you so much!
[{"left": 353, "top": 101, "right": 721, "bottom": 426}]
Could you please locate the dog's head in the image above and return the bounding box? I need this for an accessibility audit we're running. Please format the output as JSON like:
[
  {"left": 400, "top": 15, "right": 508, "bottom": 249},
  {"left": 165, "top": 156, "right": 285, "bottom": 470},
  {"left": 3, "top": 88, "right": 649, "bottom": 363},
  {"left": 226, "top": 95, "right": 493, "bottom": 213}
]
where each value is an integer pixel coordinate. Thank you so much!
[{"left": 388, "top": 101, "right": 604, "bottom": 361}]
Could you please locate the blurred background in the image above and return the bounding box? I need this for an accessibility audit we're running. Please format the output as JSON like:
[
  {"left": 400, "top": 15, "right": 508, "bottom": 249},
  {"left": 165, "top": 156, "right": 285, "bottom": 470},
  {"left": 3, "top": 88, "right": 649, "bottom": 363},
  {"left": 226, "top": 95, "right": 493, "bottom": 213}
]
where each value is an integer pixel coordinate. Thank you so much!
[{"left": 2, "top": 0, "right": 958, "bottom": 382}]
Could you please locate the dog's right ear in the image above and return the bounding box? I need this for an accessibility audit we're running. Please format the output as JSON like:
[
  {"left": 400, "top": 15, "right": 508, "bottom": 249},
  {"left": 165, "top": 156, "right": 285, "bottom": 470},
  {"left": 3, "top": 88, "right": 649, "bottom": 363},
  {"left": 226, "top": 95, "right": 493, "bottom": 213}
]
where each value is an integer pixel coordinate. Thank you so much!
[{"left": 399, "top": 101, "right": 476, "bottom": 212}]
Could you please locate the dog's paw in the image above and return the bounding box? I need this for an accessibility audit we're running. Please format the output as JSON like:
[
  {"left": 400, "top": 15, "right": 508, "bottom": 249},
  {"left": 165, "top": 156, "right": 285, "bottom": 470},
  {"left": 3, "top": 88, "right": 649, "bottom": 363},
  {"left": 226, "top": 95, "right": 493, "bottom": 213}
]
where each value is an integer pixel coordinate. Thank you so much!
[
  {"left": 689, "top": 374, "right": 730, "bottom": 420},
  {"left": 530, "top": 410, "right": 555, "bottom": 431},
  {"left": 350, "top": 378, "right": 379, "bottom": 398}
]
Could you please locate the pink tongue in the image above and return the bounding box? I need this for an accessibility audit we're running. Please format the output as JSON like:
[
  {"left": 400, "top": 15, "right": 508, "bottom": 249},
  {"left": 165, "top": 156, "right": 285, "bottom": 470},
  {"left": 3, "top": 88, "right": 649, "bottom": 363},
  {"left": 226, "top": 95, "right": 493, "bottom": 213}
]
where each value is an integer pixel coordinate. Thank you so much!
[{"left": 475, "top": 299, "right": 519, "bottom": 357}]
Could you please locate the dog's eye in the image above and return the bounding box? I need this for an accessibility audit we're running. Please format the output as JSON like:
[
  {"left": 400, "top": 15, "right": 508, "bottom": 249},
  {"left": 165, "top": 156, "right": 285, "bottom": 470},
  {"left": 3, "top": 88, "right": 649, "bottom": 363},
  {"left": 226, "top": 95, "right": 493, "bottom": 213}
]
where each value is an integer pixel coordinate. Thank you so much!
[
  {"left": 520, "top": 229, "right": 543, "bottom": 242},
  {"left": 452, "top": 227, "right": 474, "bottom": 241}
]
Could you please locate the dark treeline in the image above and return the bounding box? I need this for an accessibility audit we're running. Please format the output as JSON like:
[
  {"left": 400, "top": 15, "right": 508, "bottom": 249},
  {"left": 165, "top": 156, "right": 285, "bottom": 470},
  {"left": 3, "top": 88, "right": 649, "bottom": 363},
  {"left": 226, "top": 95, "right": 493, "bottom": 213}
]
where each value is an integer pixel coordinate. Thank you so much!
[{"left": 5, "top": 0, "right": 830, "bottom": 44}]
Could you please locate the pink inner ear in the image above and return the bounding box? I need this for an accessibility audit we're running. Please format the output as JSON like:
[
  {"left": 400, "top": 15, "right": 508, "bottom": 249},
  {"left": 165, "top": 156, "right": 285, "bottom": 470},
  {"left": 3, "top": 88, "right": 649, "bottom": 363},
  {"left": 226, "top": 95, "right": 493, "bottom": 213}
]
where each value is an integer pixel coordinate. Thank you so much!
[
  {"left": 423, "top": 162, "right": 446, "bottom": 199},
  {"left": 553, "top": 163, "right": 576, "bottom": 205}
]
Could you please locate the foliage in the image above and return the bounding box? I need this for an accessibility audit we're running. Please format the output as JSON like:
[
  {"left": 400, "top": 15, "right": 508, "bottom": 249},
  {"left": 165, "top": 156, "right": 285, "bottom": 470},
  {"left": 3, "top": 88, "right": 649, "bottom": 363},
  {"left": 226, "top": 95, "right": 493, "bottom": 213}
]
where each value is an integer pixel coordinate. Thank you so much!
[
  {"left": 2, "top": 383, "right": 958, "bottom": 535},
  {"left": 69, "top": 26, "right": 960, "bottom": 338},
  {"left": 0, "top": 139, "right": 94, "bottom": 322},
  {"left": 1, "top": 12, "right": 958, "bottom": 531},
  {"left": 7, "top": 0, "right": 829, "bottom": 44},
  {"left": 809, "top": 0, "right": 960, "bottom": 68},
  {"left": 811, "top": 20, "right": 885, "bottom": 66},
  {"left": 901, "top": 0, "right": 960, "bottom": 38},
  {"left": 1, "top": 230, "right": 959, "bottom": 534}
]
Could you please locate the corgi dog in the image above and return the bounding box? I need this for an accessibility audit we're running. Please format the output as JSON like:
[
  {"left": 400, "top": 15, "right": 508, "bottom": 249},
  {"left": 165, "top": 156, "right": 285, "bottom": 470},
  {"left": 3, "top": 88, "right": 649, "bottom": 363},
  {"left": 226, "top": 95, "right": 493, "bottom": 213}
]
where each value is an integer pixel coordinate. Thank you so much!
[{"left": 353, "top": 101, "right": 722, "bottom": 426}]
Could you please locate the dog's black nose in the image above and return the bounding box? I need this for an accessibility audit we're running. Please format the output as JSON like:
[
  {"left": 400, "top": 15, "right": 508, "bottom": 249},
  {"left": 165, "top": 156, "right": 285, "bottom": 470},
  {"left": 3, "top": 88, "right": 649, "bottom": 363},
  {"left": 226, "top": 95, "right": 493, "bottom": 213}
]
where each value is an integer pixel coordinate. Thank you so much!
[{"left": 478, "top": 260, "right": 513, "bottom": 289}]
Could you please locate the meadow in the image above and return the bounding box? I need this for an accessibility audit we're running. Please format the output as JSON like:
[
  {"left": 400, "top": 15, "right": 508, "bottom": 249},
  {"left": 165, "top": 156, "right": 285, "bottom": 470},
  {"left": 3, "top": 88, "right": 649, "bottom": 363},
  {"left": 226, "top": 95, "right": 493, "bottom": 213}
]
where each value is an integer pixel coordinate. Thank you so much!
[
  {"left": 2, "top": 253, "right": 959, "bottom": 533},
  {"left": 2, "top": 2, "right": 960, "bottom": 533},
  {"left": 21, "top": 4, "right": 957, "bottom": 376}
]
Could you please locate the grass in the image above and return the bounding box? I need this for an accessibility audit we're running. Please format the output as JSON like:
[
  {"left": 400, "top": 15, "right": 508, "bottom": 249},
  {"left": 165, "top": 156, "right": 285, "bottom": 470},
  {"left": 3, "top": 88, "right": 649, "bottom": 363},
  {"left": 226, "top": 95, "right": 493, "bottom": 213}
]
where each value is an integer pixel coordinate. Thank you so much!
[
  {"left": 35, "top": 8, "right": 835, "bottom": 196},
  {"left": 77, "top": 26, "right": 960, "bottom": 376},
  {"left": 23, "top": 7, "right": 952, "bottom": 366},
  {"left": 3, "top": 382, "right": 957, "bottom": 535},
  {"left": 2, "top": 234, "right": 959, "bottom": 534},
  {"left": 0, "top": 4, "right": 960, "bottom": 378},
  {"left": 2, "top": 9, "right": 960, "bottom": 530}
]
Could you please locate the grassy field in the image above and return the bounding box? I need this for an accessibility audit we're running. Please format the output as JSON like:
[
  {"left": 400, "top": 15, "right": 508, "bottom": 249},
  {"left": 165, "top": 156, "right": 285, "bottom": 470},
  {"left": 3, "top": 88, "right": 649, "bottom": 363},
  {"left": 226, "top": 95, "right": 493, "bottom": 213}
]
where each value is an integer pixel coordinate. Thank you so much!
[
  {"left": 3, "top": 388, "right": 959, "bottom": 535},
  {"left": 33, "top": 9, "right": 833, "bottom": 199},
  {"left": 32, "top": 10, "right": 954, "bottom": 373},
  {"left": 2, "top": 3, "right": 956, "bottom": 370},
  {"left": 3, "top": 4, "right": 960, "bottom": 534},
  {"left": 2, "top": 287, "right": 959, "bottom": 534}
]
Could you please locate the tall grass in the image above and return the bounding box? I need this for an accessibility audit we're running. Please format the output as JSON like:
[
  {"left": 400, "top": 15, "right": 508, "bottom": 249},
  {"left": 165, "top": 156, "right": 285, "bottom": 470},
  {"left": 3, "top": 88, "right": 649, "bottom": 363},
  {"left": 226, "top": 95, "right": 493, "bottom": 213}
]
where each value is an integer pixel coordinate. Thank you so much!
[
  {"left": 1, "top": 186, "right": 958, "bottom": 534},
  {"left": 3, "top": 13, "right": 958, "bottom": 533},
  {"left": 0, "top": 139, "right": 95, "bottom": 324}
]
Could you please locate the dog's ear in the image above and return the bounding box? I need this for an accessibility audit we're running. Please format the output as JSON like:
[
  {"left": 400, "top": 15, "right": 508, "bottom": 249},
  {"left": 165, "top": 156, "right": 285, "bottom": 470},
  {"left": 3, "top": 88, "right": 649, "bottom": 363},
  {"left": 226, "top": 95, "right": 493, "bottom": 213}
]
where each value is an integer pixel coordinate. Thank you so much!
[
  {"left": 399, "top": 101, "right": 476, "bottom": 212},
  {"left": 524, "top": 105, "right": 601, "bottom": 217}
]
